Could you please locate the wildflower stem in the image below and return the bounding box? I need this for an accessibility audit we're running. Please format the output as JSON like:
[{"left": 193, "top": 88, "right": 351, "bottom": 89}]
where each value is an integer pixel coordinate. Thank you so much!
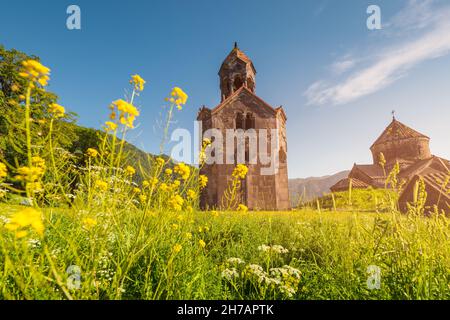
[
  {"left": 115, "top": 90, "right": 135, "bottom": 168},
  {"left": 43, "top": 246, "right": 74, "bottom": 300},
  {"left": 48, "top": 119, "right": 70, "bottom": 204},
  {"left": 24, "top": 83, "right": 32, "bottom": 166},
  {"left": 160, "top": 103, "right": 174, "bottom": 154}
]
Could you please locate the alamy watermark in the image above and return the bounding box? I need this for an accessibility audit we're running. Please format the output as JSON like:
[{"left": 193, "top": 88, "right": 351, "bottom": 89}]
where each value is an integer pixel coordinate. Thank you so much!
[
  {"left": 66, "top": 265, "right": 81, "bottom": 290},
  {"left": 65, "top": 5, "right": 380, "bottom": 31},
  {"left": 169, "top": 120, "right": 285, "bottom": 176},
  {"left": 367, "top": 5, "right": 382, "bottom": 30},
  {"left": 367, "top": 265, "right": 381, "bottom": 290},
  {"left": 66, "top": 5, "right": 81, "bottom": 30}
]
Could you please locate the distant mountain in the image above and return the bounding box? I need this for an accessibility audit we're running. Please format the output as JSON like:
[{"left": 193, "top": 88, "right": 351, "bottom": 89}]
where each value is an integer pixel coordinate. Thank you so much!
[{"left": 288, "top": 170, "right": 350, "bottom": 206}]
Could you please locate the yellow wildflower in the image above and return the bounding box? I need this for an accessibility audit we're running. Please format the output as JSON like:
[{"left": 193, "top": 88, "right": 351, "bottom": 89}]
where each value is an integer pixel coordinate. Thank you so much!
[
  {"left": 232, "top": 164, "right": 248, "bottom": 180},
  {"left": 104, "top": 121, "right": 118, "bottom": 132},
  {"left": 125, "top": 166, "right": 136, "bottom": 176},
  {"left": 139, "top": 194, "right": 147, "bottom": 203},
  {"left": 20, "top": 60, "right": 50, "bottom": 86},
  {"left": 199, "top": 175, "right": 208, "bottom": 189},
  {"left": 113, "top": 99, "right": 139, "bottom": 116},
  {"left": 48, "top": 103, "right": 65, "bottom": 118},
  {"left": 111, "top": 99, "right": 140, "bottom": 128},
  {"left": 171, "top": 223, "right": 179, "bottom": 230},
  {"left": 184, "top": 232, "right": 192, "bottom": 239},
  {"left": 186, "top": 205, "right": 193, "bottom": 213},
  {"left": 86, "top": 148, "right": 99, "bottom": 158},
  {"left": 156, "top": 157, "right": 165, "bottom": 167},
  {"left": 82, "top": 217, "right": 97, "bottom": 230},
  {"left": 95, "top": 180, "right": 108, "bottom": 191},
  {"left": 199, "top": 150, "right": 207, "bottom": 164},
  {"left": 211, "top": 210, "right": 219, "bottom": 217},
  {"left": 0, "top": 163, "right": 7, "bottom": 179},
  {"left": 173, "top": 244, "right": 182, "bottom": 254},
  {"left": 15, "top": 230, "right": 28, "bottom": 239},
  {"left": 170, "top": 181, "right": 180, "bottom": 192},
  {"left": 32, "top": 156, "right": 46, "bottom": 169},
  {"left": 174, "top": 162, "right": 190, "bottom": 180},
  {"left": 187, "top": 189, "right": 196, "bottom": 200},
  {"left": 202, "top": 138, "right": 212, "bottom": 149},
  {"left": 11, "top": 84, "right": 19, "bottom": 92},
  {"left": 199, "top": 239, "right": 206, "bottom": 248},
  {"left": 142, "top": 180, "right": 150, "bottom": 188},
  {"left": 16, "top": 166, "right": 45, "bottom": 183},
  {"left": 130, "top": 74, "right": 146, "bottom": 92},
  {"left": 27, "top": 181, "right": 43, "bottom": 193},
  {"left": 237, "top": 204, "right": 248, "bottom": 212},
  {"left": 167, "top": 87, "right": 188, "bottom": 110},
  {"left": 173, "top": 180, "right": 181, "bottom": 187},
  {"left": 133, "top": 187, "right": 141, "bottom": 194},
  {"left": 5, "top": 208, "right": 44, "bottom": 238},
  {"left": 160, "top": 183, "right": 169, "bottom": 192},
  {"left": 165, "top": 168, "right": 173, "bottom": 175},
  {"left": 168, "top": 194, "right": 184, "bottom": 211}
]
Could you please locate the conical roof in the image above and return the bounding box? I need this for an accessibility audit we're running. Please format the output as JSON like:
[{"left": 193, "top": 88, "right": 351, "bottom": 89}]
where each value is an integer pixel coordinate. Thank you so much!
[
  {"left": 219, "top": 43, "right": 256, "bottom": 74},
  {"left": 370, "top": 119, "right": 429, "bottom": 149}
]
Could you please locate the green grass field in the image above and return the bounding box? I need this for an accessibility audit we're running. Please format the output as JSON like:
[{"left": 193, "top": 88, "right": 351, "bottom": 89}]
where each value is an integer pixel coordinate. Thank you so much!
[
  {"left": 1, "top": 58, "right": 449, "bottom": 300},
  {"left": 2, "top": 203, "right": 450, "bottom": 300}
]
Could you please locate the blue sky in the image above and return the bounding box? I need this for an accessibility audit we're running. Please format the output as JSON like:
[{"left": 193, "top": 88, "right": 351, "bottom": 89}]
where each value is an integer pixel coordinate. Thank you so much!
[{"left": 1, "top": 0, "right": 449, "bottom": 178}]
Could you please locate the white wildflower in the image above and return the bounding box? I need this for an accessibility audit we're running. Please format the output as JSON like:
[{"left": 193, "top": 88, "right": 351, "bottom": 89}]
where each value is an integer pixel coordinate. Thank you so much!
[
  {"left": 258, "top": 245, "right": 271, "bottom": 252},
  {"left": 279, "top": 285, "right": 296, "bottom": 298},
  {"left": 226, "top": 257, "right": 245, "bottom": 265},
  {"left": 27, "top": 238, "right": 41, "bottom": 248},
  {"left": 258, "top": 244, "right": 289, "bottom": 254},
  {"left": 221, "top": 268, "right": 239, "bottom": 280}
]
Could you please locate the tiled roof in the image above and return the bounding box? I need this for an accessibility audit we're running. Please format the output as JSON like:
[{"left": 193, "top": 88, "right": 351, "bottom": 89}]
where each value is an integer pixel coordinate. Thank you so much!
[
  {"left": 219, "top": 46, "right": 256, "bottom": 73},
  {"left": 399, "top": 156, "right": 450, "bottom": 179},
  {"left": 224, "top": 47, "right": 252, "bottom": 64},
  {"left": 371, "top": 119, "right": 429, "bottom": 149},
  {"left": 422, "top": 172, "right": 450, "bottom": 193},
  {"left": 352, "top": 164, "right": 385, "bottom": 178},
  {"left": 330, "top": 178, "right": 369, "bottom": 192}
]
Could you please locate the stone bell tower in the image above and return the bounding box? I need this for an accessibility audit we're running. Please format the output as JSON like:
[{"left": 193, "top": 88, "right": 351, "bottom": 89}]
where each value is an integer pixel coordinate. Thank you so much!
[
  {"left": 219, "top": 42, "right": 256, "bottom": 101},
  {"left": 197, "top": 44, "right": 290, "bottom": 211}
]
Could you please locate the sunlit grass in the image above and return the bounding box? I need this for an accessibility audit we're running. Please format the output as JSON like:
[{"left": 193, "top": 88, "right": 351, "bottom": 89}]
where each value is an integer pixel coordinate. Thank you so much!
[
  {"left": 2, "top": 205, "right": 450, "bottom": 299},
  {"left": 1, "top": 58, "right": 450, "bottom": 300}
]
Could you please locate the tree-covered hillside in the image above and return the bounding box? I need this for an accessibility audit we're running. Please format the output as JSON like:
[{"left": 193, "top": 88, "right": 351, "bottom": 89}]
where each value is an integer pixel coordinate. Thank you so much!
[{"left": 0, "top": 45, "right": 154, "bottom": 185}]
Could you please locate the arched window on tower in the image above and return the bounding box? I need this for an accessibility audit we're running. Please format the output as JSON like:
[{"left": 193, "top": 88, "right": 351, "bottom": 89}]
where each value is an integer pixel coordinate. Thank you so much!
[
  {"left": 236, "top": 112, "right": 244, "bottom": 130},
  {"left": 245, "top": 113, "right": 255, "bottom": 129},
  {"left": 233, "top": 76, "right": 243, "bottom": 91}
]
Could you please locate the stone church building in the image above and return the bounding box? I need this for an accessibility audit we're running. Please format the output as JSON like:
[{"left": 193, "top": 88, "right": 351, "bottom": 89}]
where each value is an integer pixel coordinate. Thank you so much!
[
  {"left": 197, "top": 44, "right": 290, "bottom": 210},
  {"left": 330, "top": 117, "right": 450, "bottom": 214}
]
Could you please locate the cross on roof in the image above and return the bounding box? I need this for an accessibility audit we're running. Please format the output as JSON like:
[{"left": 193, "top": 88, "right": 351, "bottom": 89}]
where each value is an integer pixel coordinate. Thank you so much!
[{"left": 392, "top": 110, "right": 396, "bottom": 120}]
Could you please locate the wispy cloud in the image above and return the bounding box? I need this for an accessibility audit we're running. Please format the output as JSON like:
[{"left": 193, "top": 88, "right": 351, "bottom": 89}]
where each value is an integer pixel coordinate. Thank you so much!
[
  {"left": 330, "top": 57, "right": 356, "bottom": 75},
  {"left": 305, "top": 0, "right": 450, "bottom": 106}
]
